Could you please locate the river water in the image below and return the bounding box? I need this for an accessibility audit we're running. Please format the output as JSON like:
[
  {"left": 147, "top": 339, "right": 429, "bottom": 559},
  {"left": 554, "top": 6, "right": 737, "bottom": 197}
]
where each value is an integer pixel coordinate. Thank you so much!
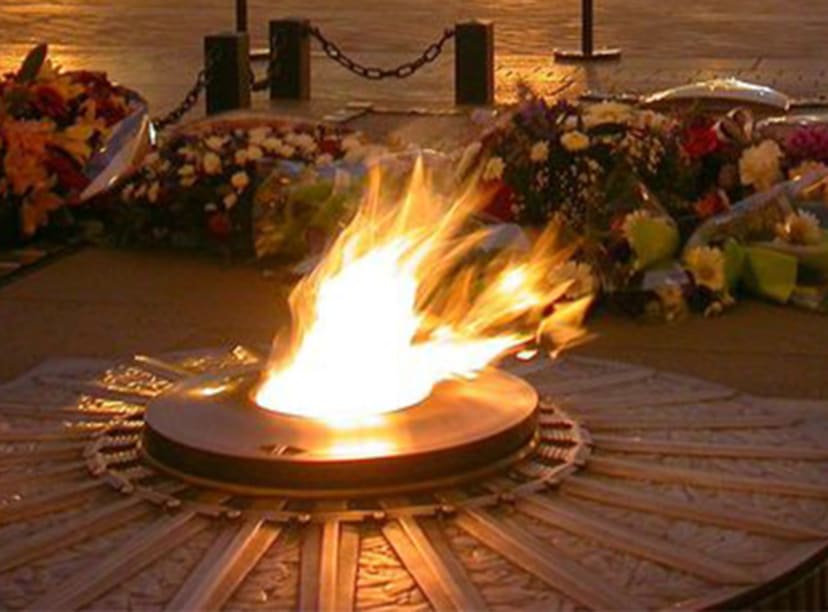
[{"left": 1, "top": 2, "right": 826, "bottom": 108}]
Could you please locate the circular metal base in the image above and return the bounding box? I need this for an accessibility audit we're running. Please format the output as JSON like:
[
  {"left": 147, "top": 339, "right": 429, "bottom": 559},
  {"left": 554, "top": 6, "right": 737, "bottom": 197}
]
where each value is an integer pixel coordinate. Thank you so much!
[
  {"left": 554, "top": 47, "right": 622, "bottom": 62},
  {"left": 142, "top": 366, "right": 538, "bottom": 495}
]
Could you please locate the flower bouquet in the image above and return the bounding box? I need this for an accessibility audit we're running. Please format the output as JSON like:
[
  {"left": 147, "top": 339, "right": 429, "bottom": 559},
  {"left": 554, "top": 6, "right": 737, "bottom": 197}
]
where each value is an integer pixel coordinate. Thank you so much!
[
  {"left": 114, "top": 112, "right": 384, "bottom": 258},
  {"left": 462, "top": 91, "right": 828, "bottom": 317},
  {"left": 0, "top": 44, "right": 149, "bottom": 246}
]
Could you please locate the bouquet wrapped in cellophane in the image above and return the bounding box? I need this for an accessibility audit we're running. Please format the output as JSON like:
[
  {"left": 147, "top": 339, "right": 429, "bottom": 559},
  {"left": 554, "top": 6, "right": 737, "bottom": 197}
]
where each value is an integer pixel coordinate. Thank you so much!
[{"left": 0, "top": 44, "right": 150, "bottom": 246}]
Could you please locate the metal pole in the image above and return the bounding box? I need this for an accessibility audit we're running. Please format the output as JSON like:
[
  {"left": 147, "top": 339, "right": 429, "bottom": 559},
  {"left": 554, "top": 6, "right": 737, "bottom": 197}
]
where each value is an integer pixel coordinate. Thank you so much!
[
  {"left": 581, "top": 0, "right": 594, "bottom": 56},
  {"left": 236, "top": 0, "right": 248, "bottom": 32},
  {"left": 554, "top": 0, "right": 620, "bottom": 62},
  {"left": 455, "top": 20, "right": 495, "bottom": 106}
]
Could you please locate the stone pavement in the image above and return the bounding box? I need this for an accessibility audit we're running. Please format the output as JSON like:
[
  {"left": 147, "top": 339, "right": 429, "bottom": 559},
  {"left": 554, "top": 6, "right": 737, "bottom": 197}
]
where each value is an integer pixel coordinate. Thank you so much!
[{"left": 1, "top": 247, "right": 826, "bottom": 400}]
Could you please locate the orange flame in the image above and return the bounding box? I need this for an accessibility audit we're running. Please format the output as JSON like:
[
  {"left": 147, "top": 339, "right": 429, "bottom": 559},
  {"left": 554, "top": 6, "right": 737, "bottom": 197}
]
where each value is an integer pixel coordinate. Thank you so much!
[{"left": 255, "top": 159, "right": 591, "bottom": 423}]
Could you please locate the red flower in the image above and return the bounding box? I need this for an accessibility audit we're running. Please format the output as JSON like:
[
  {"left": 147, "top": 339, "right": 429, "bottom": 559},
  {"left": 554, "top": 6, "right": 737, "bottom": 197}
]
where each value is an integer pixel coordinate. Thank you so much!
[
  {"left": 682, "top": 123, "right": 721, "bottom": 160},
  {"left": 47, "top": 147, "right": 90, "bottom": 196},
  {"left": 207, "top": 211, "right": 232, "bottom": 238},
  {"left": 32, "top": 85, "right": 69, "bottom": 120},
  {"left": 318, "top": 138, "right": 342, "bottom": 156},
  {"left": 482, "top": 182, "right": 516, "bottom": 222},
  {"left": 92, "top": 94, "right": 127, "bottom": 126},
  {"left": 693, "top": 190, "right": 730, "bottom": 219}
]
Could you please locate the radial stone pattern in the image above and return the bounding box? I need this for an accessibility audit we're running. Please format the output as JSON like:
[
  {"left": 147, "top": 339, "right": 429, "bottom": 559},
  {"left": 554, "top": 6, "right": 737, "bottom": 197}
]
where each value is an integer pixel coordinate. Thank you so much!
[{"left": 0, "top": 347, "right": 827, "bottom": 611}]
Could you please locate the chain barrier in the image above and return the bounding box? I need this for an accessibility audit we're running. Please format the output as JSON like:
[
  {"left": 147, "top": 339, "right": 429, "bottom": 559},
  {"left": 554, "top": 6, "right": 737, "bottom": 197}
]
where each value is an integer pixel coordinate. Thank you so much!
[
  {"left": 152, "top": 24, "right": 455, "bottom": 132},
  {"left": 308, "top": 25, "right": 456, "bottom": 80},
  {"left": 151, "top": 48, "right": 221, "bottom": 133}
]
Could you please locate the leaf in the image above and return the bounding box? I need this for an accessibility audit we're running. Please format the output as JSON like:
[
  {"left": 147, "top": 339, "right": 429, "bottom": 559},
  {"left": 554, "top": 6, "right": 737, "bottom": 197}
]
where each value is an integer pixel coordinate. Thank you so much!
[
  {"left": 722, "top": 238, "right": 746, "bottom": 290},
  {"left": 17, "top": 43, "right": 48, "bottom": 84},
  {"left": 742, "top": 246, "right": 798, "bottom": 303},
  {"left": 627, "top": 218, "right": 680, "bottom": 270}
]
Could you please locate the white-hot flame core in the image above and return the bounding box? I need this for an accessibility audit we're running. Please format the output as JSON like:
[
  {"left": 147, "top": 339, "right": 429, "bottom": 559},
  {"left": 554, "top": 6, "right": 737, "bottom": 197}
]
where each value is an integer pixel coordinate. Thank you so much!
[{"left": 255, "top": 159, "right": 590, "bottom": 423}]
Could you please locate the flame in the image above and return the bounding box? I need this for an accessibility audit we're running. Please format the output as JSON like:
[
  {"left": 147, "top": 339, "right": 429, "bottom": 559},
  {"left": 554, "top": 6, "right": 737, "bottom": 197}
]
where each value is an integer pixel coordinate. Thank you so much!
[{"left": 255, "top": 159, "right": 591, "bottom": 423}]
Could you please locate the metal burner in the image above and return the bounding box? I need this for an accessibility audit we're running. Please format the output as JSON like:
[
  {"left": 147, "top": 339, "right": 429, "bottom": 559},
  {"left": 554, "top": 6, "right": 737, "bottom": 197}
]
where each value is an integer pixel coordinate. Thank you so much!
[{"left": 142, "top": 366, "right": 538, "bottom": 495}]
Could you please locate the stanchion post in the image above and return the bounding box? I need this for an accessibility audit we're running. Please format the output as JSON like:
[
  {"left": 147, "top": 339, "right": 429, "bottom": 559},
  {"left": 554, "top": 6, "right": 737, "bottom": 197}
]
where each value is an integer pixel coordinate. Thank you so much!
[
  {"left": 236, "top": 0, "right": 248, "bottom": 33},
  {"left": 204, "top": 32, "right": 251, "bottom": 115},
  {"left": 554, "top": 0, "right": 621, "bottom": 61},
  {"left": 581, "top": 0, "right": 593, "bottom": 56},
  {"left": 455, "top": 20, "right": 494, "bottom": 106},
  {"left": 269, "top": 18, "right": 311, "bottom": 101}
]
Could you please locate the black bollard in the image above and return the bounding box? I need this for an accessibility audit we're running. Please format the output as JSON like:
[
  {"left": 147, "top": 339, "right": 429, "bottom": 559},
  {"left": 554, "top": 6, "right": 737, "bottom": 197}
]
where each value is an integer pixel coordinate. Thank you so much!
[
  {"left": 455, "top": 20, "right": 495, "bottom": 106},
  {"left": 554, "top": 0, "right": 621, "bottom": 61},
  {"left": 204, "top": 32, "right": 252, "bottom": 115},
  {"left": 269, "top": 18, "right": 311, "bottom": 101},
  {"left": 236, "top": 0, "right": 248, "bottom": 33}
]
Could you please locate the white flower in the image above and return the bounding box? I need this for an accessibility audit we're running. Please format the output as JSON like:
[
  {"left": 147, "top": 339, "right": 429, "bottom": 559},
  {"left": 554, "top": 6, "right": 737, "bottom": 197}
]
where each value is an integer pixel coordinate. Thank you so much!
[
  {"left": 248, "top": 127, "right": 271, "bottom": 145},
  {"left": 234, "top": 149, "right": 248, "bottom": 165},
  {"left": 231, "top": 171, "right": 250, "bottom": 192},
  {"left": 530, "top": 141, "right": 550, "bottom": 162},
  {"left": 562, "top": 115, "right": 579, "bottom": 131},
  {"left": 177, "top": 146, "right": 196, "bottom": 160},
  {"left": 582, "top": 102, "right": 634, "bottom": 129},
  {"left": 279, "top": 145, "right": 296, "bottom": 159},
  {"left": 739, "top": 139, "right": 782, "bottom": 191},
  {"left": 560, "top": 131, "right": 590, "bottom": 153},
  {"left": 684, "top": 246, "right": 726, "bottom": 292},
  {"left": 205, "top": 135, "right": 229, "bottom": 152},
  {"left": 263, "top": 137, "right": 283, "bottom": 153},
  {"left": 180, "top": 177, "right": 196, "bottom": 188},
  {"left": 147, "top": 181, "right": 160, "bottom": 204},
  {"left": 291, "top": 132, "right": 317, "bottom": 153},
  {"left": 246, "top": 146, "right": 264, "bottom": 162},
  {"left": 547, "top": 261, "right": 598, "bottom": 300},
  {"left": 482, "top": 156, "right": 505, "bottom": 182},
  {"left": 632, "top": 110, "right": 671, "bottom": 131},
  {"left": 775, "top": 210, "right": 823, "bottom": 245},
  {"left": 202, "top": 152, "right": 222, "bottom": 175},
  {"left": 205, "top": 202, "right": 218, "bottom": 212},
  {"left": 341, "top": 134, "right": 362, "bottom": 151},
  {"left": 315, "top": 153, "right": 334, "bottom": 166},
  {"left": 223, "top": 193, "right": 239, "bottom": 209}
]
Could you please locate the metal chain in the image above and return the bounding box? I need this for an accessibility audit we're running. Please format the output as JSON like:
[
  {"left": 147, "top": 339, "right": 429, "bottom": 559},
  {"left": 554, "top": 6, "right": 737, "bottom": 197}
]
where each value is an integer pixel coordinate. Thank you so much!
[
  {"left": 308, "top": 25, "right": 456, "bottom": 80},
  {"left": 151, "top": 48, "right": 220, "bottom": 133}
]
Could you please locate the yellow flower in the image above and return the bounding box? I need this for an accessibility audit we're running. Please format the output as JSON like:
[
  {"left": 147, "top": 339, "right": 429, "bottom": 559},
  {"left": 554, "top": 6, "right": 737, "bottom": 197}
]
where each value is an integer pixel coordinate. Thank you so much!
[
  {"left": 202, "top": 152, "right": 222, "bottom": 175},
  {"left": 684, "top": 246, "right": 726, "bottom": 292},
  {"left": 248, "top": 127, "right": 271, "bottom": 145},
  {"left": 482, "top": 156, "right": 505, "bottom": 182},
  {"left": 36, "top": 59, "right": 84, "bottom": 101},
  {"left": 231, "top": 171, "right": 250, "bottom": 192},
  {"left": 1, "top": 119, "right": 54, "bottom": 196},
  {"left": 53, "top": 123, "right": 97, "bottom": 162},
  {"left": 621, "top": 209, "right": 653, "bottom": 239},
  {"left": 21, "top": 191, "right": 64, "bottom": 236},
  {"left": 205, "top": 135, "right": 229, "bottom": 151},
  {"left": 530, "top": 141, "right": 550, "bottom": 162},
  {"left": 775, "top": 210, "right": 822, "bottom": 245},
  {"left": 560, "top": 131, "right": 590, "bottom": 153},
  {"left": 739, "top": 139, "right": 782, "bottom": 191}
]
